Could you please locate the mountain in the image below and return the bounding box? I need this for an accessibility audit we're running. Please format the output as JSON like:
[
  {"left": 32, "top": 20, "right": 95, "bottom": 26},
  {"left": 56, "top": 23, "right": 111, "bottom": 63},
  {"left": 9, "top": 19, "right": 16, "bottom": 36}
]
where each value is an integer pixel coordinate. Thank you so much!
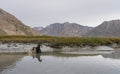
[
  {"left": 34, "top": 27, "right": 43, "bottom": 32},
  {"left": 85, "top": 20, "right": 120, "bottom": 37},
  {"left": 0, "top": 8, "right": 40, "bottom": 35},
  {"left": 35, "top": 22, "right": 93, "bottom": 37}
]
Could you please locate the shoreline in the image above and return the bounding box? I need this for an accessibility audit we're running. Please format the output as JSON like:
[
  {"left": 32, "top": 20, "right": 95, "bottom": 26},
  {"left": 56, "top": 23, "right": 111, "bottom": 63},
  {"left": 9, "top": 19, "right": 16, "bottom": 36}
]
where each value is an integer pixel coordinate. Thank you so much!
[{"left": 0, "top": 36, "right": 120, "bottom": 48}]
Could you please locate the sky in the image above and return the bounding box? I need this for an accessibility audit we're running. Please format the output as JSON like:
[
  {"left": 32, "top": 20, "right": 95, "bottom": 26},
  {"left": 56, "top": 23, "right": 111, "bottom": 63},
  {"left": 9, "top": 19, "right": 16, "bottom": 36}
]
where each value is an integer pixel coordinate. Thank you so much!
[{"left": 0, "top": 0, "right": 120, "bottom": 27}]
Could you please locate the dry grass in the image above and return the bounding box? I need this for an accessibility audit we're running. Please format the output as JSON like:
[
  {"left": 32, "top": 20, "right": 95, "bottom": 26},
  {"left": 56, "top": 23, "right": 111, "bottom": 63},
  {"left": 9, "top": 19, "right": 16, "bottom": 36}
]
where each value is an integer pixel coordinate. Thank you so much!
[{"left": 0, "top": 36, "right": 120, "bottom": 48}]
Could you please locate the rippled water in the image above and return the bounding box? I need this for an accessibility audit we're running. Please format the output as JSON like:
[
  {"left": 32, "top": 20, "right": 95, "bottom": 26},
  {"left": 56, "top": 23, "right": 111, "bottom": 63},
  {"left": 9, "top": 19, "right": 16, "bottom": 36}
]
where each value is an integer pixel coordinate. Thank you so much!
[{"left": 1, "top": 49, "right": 120, "bottom": 74}]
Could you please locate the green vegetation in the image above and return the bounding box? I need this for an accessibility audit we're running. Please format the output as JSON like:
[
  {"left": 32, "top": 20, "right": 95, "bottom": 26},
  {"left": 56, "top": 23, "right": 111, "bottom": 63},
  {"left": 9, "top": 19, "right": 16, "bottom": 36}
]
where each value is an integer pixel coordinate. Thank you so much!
[{"left": 0, "top": 36, "right": 120, "bottom": 48}]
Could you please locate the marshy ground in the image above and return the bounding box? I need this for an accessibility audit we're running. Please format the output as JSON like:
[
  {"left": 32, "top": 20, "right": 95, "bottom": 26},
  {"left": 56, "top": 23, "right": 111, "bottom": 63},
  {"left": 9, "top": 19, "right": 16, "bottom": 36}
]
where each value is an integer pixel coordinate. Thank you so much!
[{"left": 0, "top": 36, "right": 120, "bottom": 48}]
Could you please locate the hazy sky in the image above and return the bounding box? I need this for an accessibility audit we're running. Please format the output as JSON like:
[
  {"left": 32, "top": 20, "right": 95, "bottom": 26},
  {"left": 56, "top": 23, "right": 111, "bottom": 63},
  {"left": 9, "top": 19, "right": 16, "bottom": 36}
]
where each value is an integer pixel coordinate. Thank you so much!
[{"left": 0, "top": 0, "right": 120, "bottom": 27}]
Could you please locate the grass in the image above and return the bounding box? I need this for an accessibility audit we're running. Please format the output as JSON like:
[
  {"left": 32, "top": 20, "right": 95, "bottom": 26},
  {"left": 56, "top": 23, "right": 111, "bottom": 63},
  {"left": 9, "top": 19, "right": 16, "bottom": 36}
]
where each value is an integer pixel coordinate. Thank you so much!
[{"left": 0, "top": 35, "right": 120, "bottom": 48}]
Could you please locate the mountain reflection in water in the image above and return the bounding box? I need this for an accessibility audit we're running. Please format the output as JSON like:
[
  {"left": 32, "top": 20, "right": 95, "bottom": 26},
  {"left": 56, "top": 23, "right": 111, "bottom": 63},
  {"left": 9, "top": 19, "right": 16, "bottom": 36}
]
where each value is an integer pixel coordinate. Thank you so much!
[
  {"left": 0, "top": 54, "right": 25, "bottom": 73},
  {"left": 1, "top": 50, "right": 120, "bottom": 74}
]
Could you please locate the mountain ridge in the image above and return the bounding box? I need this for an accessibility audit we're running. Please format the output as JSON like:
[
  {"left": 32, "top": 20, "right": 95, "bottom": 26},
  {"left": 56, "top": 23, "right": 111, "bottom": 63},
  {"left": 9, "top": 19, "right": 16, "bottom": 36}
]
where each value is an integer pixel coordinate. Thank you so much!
[
  {"left": 1, "top": 8, "right": 120, "bottom": 37},
  {"left": 0, "top": 8, "right": 40, "bottom": 36},
  {"left": 85, "top": 19, "right": 120, "bottom": 37},
  {"left": 35, "top": 22, "right": 93, "bottom": 37},
  {"left": 35, "top": 19, "right": 120, "bottom": 37}
]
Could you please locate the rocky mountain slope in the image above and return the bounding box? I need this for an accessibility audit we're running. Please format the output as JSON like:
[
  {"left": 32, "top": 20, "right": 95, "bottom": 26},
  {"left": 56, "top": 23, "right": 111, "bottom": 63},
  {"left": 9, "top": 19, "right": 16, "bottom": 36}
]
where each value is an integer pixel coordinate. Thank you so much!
[
  {"left": 85, "top": 20, "right": 120, "bottom": 37},
  {"left": 35, "top": 22, "right": 93, "bottom": 37},
  {"left": 0, "top": 8, "right": 39, "bottom": 35}
]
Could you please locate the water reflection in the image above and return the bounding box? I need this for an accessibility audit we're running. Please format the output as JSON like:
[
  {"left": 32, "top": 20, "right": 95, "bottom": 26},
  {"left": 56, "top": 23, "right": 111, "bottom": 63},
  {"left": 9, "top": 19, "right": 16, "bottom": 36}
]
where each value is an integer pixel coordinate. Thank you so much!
[
  {"left": 1, "top": 49, "right": 120, "bottom": 74},
  {"left": 102, "top": 50, "right": 120, "bottom": 59},
  {"left": 0, "top": 54, "right": 25, "bottom": 73},
  {"left": 30, "top": 54, "right": 42, "bottom": 62}
]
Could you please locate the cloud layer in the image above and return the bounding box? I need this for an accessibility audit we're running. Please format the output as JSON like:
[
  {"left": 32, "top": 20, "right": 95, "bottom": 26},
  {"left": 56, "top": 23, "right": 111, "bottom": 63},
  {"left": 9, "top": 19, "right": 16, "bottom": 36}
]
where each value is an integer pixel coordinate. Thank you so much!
[{"left": 0, "top": 0, "right": 120, "bottom": 27}]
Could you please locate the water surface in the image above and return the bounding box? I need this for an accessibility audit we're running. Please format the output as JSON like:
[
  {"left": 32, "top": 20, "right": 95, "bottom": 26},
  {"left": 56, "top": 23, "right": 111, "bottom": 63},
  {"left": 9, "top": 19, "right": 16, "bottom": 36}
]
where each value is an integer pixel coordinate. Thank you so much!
[
  {"left": 1, "top": 49, "right": 120, "bottom": 74},
  {"left": 0, "top": 46, "right": 120, "bottom": 74}
]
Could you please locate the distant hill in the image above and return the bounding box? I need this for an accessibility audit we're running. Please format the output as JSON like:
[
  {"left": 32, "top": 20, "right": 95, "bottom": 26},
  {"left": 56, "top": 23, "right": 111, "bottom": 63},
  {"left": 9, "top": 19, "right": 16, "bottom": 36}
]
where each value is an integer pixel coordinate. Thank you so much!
[
  {"left": 35, "top": 22, "right": 93, "bottom": 37},
  {"left": 85, "top": 20, "right": 120, "bottom": 37},
  {"left": 0, "top": 8, "right": 40, "bottom": 35},
  {"left": 34, "top": 27, "right": 43, "bottom": 32}
]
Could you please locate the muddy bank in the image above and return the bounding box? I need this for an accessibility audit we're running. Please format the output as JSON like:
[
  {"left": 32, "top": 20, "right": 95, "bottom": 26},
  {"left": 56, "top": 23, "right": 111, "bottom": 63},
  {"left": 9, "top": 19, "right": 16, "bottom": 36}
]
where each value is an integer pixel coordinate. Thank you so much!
[
  {"left": 0, "top": 43, "right": 36, "bottom": 53},
  {"left": 0, "top": 43, "right": 116, "bottom": 54},
  {"left": 0, "top": 43, "right": 55, "bottom": 53}
]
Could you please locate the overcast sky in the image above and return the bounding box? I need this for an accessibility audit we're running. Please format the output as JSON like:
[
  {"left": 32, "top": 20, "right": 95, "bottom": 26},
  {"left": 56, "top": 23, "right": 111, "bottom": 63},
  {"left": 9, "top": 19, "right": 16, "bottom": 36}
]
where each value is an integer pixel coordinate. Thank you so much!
[{"left": 0, "top": 0, "right": 120, "bottom": 27}]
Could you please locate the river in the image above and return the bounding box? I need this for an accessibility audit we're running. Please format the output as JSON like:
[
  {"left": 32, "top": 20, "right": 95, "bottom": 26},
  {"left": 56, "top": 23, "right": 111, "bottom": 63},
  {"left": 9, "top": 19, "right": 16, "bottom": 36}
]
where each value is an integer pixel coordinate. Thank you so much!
[{"left": 0, "top": 44, "right": 120, "bottom": 74}]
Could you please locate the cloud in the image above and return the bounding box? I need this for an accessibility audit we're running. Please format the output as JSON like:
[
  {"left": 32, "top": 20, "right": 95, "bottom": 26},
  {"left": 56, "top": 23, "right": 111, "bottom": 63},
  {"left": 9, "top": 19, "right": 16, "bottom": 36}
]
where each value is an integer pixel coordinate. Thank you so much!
[{"left": 0, "top": 0, "right": 120, "bottom": 27}]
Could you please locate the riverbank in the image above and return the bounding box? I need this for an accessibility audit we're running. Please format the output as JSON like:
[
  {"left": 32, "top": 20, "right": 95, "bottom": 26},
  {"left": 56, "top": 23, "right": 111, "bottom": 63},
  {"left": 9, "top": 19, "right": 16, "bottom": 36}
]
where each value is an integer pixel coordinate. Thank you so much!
[{"left": 0, "top": 36, "right": 120, "bottom": 48}]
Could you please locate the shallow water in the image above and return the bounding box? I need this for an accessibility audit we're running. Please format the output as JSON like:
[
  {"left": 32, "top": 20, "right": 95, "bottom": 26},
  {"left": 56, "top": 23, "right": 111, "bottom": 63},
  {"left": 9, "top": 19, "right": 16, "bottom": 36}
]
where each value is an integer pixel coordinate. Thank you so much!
[{"left": 1, "top": 49, "right": 120, "bottom": 74}]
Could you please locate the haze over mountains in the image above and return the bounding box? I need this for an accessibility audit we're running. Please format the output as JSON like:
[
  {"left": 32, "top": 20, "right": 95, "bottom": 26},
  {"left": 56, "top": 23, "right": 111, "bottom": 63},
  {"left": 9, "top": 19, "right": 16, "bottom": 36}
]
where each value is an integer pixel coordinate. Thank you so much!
[{"left": 0, "top": 8, "right": 39, "bottom": 35}]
